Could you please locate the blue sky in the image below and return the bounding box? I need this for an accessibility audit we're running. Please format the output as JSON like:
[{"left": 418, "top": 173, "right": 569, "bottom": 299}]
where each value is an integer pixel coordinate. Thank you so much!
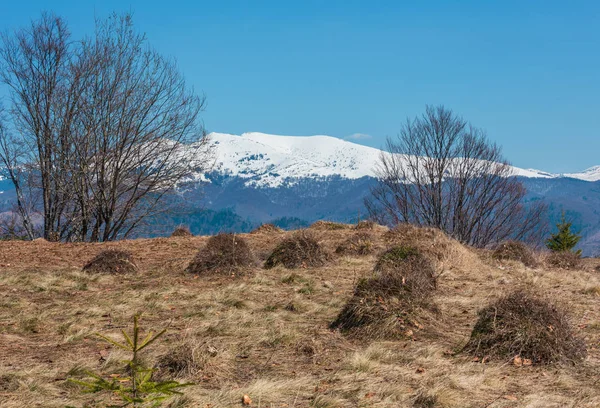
[{"left": 1, "top": 1, "right": 599, "bottom": 172}]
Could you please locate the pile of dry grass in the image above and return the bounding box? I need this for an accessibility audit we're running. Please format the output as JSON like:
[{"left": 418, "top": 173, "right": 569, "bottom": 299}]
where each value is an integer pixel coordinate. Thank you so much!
[
  {"left": 383, "top": 223, "right": 469, "bottom": 270},
  {"left": 335, "top": 232, "right": 375, "bottom": 256},
  {"left": 545, "top": 251, "right": 582, "bottom": 270},
  {"left": 249, "top": 223, "right": 283, "bottom": 234},
  {"left": 155, "top": 343, "right": 204, "bottom": 379},
  {"left": 309, "top": 220, "right": 349, "bottom": 230},
  {"left": 374, "top": 246, "right": 437, "bottom": 295},
  {"left": 413, "top": 393, "right": 439, "bottom": 408},
  {"left": 355, "top": 220, "right": 375, "bottom": 230},
  {"left": 330, "top": 247, "right": 437, "bottom": 339},
  {"left": 492, "top": 241, "right": 538, "bottom": 267},
  {"left": 463, "top": 290, "right": 586, "bottom": 365},
  {"left": 0, "top": 374, "right": 19, "bottom": 392},
  {"left": 264, "top": 231, "right": 329, "bottom": 269},
  {"left": 171, "top": 226, "right": 193, "bottom": 237},
  {"left": 82, "top": 249, "right": 138, "bottom": 274},
  {"left": 375, "top": 246, "right": 416, "bottom": 270},
  {"left": 186, "top": 233, "right": 255, "bottom": 276}
]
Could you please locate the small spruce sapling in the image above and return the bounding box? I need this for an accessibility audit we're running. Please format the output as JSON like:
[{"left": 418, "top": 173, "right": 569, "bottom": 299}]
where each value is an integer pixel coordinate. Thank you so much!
[
  {"left": 545, "top": 212, "right": 582, "bottom": 256},
  {"left": 70, "top": 315, "right": 192, "bottom": 407}
]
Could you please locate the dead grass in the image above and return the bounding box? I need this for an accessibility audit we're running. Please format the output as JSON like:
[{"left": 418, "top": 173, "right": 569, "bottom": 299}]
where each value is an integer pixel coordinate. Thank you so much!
[
  {"left": 355, "top": 220, "right": 375, "bottom": 230},
  {"left": 171, "top": 226, "right": 193, "bottom": 237},
  {"left": 545, "top": 251, "right": 582, "bottom": 270},
  {"left": 154, "top": 340, "right": 208, "bottom": 380},
  {"left": 264, "top": 230, "right": 330, "bottom": 269},
  {"left": 0, "top": 224, "right": 599, "bottom": 407},
  {"left": 413, "top": 392, "right": 439, "bottom": 408},
  {"left": 309, "top": 220, "right": 349, "bottom": 230},
  {"left": 249, "top": 223, "right": 283, "bottom": 234},
  {"left": 82, "top": 249, "right": 138, "bottom": 274},
  {"left": 492, "top": 241, "right": 538, "bottom": 267},
  {"left": 463, "top": 290, "right": 587, "bottom": 365},
  {"left": 330, "top": 247, "right": 437, "bottom": 339},
  {"left": 335, "top": 232, "right": 375, "bottom": 256},
  {"left": 383, "top": 223, "right": 475, "bottom": 271},
  {"left": 185, "top": 233, "right": 255, "bottom": 276}
]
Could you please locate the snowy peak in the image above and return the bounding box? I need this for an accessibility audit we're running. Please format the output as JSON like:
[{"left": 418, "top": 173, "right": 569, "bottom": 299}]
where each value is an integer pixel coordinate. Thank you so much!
[
  {"left": 510, "top": 168, "right": 556, "bottom": 179},
  {"left": 207, "top": 132, "right": 382, "bottom": 187},
  {"left": 563, "top": 166, "right": 600, "bottom": 182},
  {"left": 204, "top": 132, "right": 600, "bottom": 186},
  {"left": 514, "top": 166, "right": 600, "bottom": 182}
]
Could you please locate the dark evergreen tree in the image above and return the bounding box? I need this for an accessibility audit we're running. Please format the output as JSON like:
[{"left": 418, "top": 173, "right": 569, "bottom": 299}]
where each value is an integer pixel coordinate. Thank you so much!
[{"left": 546, "top": 212, "right": 582, "bottom": 256}]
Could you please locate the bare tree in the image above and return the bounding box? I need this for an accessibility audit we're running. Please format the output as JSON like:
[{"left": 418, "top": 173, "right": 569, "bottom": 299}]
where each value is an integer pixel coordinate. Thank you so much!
[
  {"left": 0, "top": 106, "right": 35, "bottom": 239},
  {"left": 366, "top": 105, "right": 546, "bottom": 247},
  {"left": 0, "top": 12, "right": 212, "bottom": 241},
  {"left": 0, "top": 14, "right": 78, "bottom": 240},
  {"left": 69, "top": 14, "right": 211, "bottom": 241}
]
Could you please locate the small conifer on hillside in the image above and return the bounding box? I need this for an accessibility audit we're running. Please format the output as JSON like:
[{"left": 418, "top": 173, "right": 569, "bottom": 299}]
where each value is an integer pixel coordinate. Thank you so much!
[
  {"left": 546, "top": 212, "right": 582, "bottom": 256},
  {"left": 70, "top": 315, "right": 191, "bottom": 406}
]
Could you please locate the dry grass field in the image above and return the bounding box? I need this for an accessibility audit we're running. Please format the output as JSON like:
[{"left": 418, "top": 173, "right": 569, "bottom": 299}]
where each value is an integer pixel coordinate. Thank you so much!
[{"left": 1, "top": 224, "right": 600, "bottom": 407}]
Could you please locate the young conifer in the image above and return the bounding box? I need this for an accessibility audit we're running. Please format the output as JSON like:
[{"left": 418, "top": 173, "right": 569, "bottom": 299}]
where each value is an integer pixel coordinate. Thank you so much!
[
  {"left": 546, "top": 212, "right": 582, "bottom": 256},
  {"left": 70, "top": 315, "right": 192, "bottom": 407}
]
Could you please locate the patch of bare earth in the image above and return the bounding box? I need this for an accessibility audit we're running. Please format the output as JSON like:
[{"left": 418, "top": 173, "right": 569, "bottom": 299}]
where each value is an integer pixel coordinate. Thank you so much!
[{"left": 1, "top": 228, "right": 599, "bottom": 407}]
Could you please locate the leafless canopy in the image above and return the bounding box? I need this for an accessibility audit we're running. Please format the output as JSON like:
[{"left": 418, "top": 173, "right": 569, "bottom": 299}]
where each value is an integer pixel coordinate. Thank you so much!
[
  {"left": 366, "top": 105, "right": 546, "bottom": 247},
  {"left": 0, "top": 13, "right": 212, "bottom": 241}
]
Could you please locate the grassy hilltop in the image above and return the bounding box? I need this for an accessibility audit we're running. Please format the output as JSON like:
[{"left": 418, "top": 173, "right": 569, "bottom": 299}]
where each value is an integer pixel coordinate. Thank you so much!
[{"left": 1, "top": 223, "right": 599, "bottom": 407}]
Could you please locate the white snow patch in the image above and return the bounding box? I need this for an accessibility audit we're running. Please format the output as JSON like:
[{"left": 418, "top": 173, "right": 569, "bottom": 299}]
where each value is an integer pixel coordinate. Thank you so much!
[
  {"left": 204, "top": 132, "right": 383, "bottom": 187},
  {"left": 563, "top": 166, "right": 600, "bottom": 182}
]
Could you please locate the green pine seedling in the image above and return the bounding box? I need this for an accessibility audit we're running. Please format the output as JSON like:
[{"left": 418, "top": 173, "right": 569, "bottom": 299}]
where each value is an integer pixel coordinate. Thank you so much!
[
  {"left": 546, "top": 212, "right": 582, "bottom": 256},
  {"left": 70, "top": 315, "right": 192, "bottom": 407}
]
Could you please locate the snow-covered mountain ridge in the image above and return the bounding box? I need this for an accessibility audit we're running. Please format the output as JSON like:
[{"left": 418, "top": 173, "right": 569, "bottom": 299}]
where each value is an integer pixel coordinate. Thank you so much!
[
  {"left": 206, "top": 132, "right": 382, "bottom": 187},
  {"left": 204, "top": 132, "right": 599, "bottom": 187}
]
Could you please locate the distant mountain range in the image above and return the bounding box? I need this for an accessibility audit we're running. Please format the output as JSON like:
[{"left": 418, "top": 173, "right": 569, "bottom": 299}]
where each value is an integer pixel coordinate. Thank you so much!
[
  {"left": 1, "top": 132, "right": 599, "bottom": 255},
  {"left": 201, "top": 132, "right": 600, "bottom": 186}
]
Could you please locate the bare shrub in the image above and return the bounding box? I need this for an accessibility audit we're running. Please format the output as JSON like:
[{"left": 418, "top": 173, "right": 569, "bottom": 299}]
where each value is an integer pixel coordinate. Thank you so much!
[
  {"left": 171, "top": 226, "right": 193, "bottom": 238},
  {"left": 186, "top": 233, "right": 255, "bottom": 276},
  {"left": 330, "top": 247, "right": 437, "bottom": 339},
  {"left": 264, "top": 231, "right": 329, "bottom": 269},
  {"left": 545, "top": 251, "right": 582, "bottom": 270},
  {"left": 335, "top": 232, "right": 375, "bottom": 256},
  {"left": 492, "top": 241, "right": 538, "bottom": 267},
  {"left": 82, "top": 250, "right": 137, "bottom": 274},
  {"left": 463, "top": 290, "right": 586, "bottom": 365}
]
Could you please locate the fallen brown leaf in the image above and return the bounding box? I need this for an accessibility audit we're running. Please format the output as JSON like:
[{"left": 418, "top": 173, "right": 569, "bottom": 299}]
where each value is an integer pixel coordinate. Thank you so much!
[{"left": 513, "top": 355, "right": 523, "bottom": 366}]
